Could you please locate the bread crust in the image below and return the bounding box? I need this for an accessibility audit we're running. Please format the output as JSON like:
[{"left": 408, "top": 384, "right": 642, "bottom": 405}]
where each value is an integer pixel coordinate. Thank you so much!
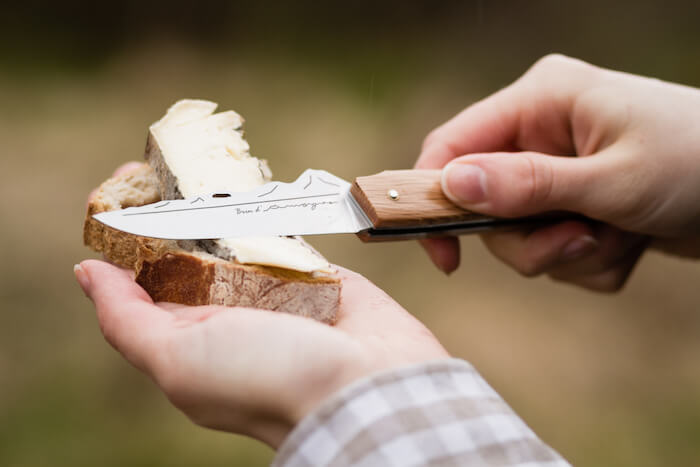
[
  {"left": 83, "top": 163, "right": 340, "bottom": 324},
  {"left": 83, "top": 164, "right": 174, "bottom": 270}
]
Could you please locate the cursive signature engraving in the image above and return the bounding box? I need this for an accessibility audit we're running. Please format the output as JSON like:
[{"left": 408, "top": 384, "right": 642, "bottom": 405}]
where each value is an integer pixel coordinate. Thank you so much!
[
  {"left": 228, "top": 200, "right": 338, "bottom": 216},
  {"left": 230, "top": 200, "right": 338, "bottom": 215},
  {"left": 263, "top": 200, "right": 337, "bottom": 213}
]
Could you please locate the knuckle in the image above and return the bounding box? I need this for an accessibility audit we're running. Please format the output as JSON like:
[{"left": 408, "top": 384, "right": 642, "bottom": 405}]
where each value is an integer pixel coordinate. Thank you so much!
[
  {"left": 525, "top": 54, "right": 599, "bottom": 83},
  {"left": 482, "top": 233, "right": 546, "bottom": 277},
  {"left": 517, "top": 261, "right": 543, "bottom": 278},
  {"left": 531, "top": 53, "right": 577, "bottom": 73},
  {"left": 421, "top": 127, "right": 442, "bottom": 151},
  {"left": 537, "top": 53, "right": 572, "bottom": 67},
  {"left": 525, "top": 154, "right": 555, "bottom": 208},
  {"left": 515, "top": 252, "right": 550, "bottom": 277},
  {"left": 600, "top": 278, "right": 627, "bottom": 293},
  {"left": 497, "top": 154, "right": 555, "bottom": 216},
  {"left": 591, "top": 272, "right": 629, "bottom": 293}
]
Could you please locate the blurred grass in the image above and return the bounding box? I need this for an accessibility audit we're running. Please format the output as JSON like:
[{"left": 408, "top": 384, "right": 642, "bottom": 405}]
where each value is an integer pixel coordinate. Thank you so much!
[{"left": 2, "top": 1, "right": 700, "bottom": 466}]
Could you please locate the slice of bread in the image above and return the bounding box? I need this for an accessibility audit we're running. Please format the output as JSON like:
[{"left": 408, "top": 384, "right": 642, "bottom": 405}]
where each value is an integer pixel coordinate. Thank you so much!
[
  {"left": 84, "top": 163, "right": 340, "bottom": 324},
  {"left": 83, "top": 100, "right": 341, "bottom": 324}
]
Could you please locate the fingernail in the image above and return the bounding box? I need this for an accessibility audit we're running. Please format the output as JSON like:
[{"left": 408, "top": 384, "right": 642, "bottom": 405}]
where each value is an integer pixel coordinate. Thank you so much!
[
  {"left": 74, "top": 263, "right": 90, "bottom": 295},
  {"left": 560, "top": 235, "right": 598, "bottom": 261},
  {"left": 443, "top": 163, "right": 487, "bottom": 205}
]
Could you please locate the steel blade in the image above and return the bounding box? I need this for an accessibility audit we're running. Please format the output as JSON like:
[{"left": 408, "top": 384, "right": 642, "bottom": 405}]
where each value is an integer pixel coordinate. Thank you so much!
[{"left": 93, "top": 169, "right": 373, "bottom": 239}]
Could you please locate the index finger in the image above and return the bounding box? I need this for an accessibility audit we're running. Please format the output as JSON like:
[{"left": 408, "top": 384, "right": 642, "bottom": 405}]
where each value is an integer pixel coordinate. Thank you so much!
[
  {"left": 415, "top": 85, "right": 522, "bottom": 170},
  {"left": 415, "top": 54, "right": 600, "bottom": 170}
]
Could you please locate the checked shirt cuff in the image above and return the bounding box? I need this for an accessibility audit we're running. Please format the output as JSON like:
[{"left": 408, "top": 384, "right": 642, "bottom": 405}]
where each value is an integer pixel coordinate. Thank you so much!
[{"left": 273, "top": 358, "right": 570, "bottom": 467}]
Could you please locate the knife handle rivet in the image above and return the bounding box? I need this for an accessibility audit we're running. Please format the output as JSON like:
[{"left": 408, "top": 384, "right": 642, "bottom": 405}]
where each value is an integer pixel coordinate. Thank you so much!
[{"left": 387, "top": 189, "right": 400, "bottom": 201}]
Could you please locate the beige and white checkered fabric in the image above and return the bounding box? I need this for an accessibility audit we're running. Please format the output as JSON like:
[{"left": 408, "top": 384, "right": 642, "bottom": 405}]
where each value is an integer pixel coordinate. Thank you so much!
[{"left": 274, "top": 359, "right": 570, "bottom": 467}]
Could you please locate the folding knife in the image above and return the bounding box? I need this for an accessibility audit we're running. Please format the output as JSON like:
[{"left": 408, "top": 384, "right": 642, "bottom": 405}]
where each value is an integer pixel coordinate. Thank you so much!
[{"left": 93, "top": 169, "right": 563, "bottom": 241}]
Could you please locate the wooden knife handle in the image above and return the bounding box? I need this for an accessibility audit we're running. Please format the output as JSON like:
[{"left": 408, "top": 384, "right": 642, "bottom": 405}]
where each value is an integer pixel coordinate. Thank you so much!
[{"left": 350, "top": 169, "right": 487, "bottom": 228}]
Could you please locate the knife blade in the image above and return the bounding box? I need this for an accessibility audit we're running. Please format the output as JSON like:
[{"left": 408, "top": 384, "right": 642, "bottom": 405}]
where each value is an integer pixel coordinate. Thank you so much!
[{"left": 93, "top": 168, "right": 566, "bottom": 241}]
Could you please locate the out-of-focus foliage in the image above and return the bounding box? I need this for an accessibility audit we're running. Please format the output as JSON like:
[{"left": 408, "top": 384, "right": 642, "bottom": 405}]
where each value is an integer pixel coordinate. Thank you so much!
[{"left": 1, "top": 1, "right": 700, "bottom": 466}]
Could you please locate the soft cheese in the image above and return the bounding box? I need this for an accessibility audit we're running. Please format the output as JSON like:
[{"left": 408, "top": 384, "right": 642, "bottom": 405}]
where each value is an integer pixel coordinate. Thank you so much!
[
  {"left": 149, "top": 99, "right": 333, "bottom": 274},
  {"left": 150, "top": 100, "right": 268, "bottom": 197},
  {"left": 216, "top": 237, "right": 332, "bottom": 273}
]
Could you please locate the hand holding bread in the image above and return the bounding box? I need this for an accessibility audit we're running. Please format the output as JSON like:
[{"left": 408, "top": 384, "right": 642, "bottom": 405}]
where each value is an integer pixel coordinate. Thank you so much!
[{"left": 75, "top": 254, "right": 448, "bottom": 447}]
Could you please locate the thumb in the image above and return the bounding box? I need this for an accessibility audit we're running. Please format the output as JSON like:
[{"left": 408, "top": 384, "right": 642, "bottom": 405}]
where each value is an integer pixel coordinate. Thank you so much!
[{"left": 441, "top": 152, "right": 607, "bottom": 218}]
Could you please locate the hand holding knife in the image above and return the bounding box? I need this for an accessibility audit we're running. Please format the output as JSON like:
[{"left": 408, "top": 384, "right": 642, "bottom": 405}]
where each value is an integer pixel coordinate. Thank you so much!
[{"left": 93, "top": 169, "right": 569, "bottom": 241}]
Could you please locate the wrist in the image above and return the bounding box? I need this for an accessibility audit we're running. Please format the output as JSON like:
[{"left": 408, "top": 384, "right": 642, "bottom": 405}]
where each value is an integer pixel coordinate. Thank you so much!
[
  {"left": 273, "top": 358, "right": 480, "bottom": 465},
  {"left": 286, "top": 346, "right": 376, "bottom": 432},
  {"left": 282, "top": 350, "right": 452, "bottom": 444}
]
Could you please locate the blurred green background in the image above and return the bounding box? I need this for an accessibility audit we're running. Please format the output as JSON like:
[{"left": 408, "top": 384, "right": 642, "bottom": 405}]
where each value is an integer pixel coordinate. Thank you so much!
[{"left": 2, "top": 1, "right": 700, "bottom": 465}]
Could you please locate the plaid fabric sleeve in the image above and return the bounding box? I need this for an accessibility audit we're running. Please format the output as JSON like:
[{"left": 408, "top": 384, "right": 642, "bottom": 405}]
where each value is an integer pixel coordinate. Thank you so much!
[{"left": 273, "top": 358, "right": 570, "bottom": 467}]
